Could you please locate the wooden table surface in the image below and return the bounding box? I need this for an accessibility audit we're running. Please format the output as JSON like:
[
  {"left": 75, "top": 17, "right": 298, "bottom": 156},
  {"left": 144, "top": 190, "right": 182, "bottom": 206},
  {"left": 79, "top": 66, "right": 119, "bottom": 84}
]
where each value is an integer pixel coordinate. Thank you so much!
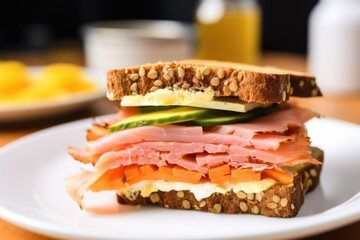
[{"left": 0, "top": 50, "right": 360, "bottom": 240}]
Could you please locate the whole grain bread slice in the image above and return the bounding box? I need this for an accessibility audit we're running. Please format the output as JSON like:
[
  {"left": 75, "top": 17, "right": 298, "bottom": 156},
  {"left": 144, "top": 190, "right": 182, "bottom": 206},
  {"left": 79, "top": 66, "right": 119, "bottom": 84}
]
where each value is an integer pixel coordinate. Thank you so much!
[
  {"left": 107, "top": 59, "right": 322, "bottom": 104},
  {"left": 117, "top": 147, "right": 323, "bottom": 218}
]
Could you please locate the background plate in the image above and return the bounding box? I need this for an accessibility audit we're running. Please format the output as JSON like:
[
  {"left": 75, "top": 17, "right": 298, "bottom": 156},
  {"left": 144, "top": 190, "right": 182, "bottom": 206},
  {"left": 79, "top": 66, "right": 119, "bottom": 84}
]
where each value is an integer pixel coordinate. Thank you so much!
[{"left": 0, "top": 67, "right": 106, "bottom": 122}]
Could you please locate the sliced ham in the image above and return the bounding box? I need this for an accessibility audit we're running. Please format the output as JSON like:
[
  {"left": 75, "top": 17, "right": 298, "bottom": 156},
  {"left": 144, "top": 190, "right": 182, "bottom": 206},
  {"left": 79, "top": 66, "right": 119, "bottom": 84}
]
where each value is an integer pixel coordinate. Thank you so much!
[
  {"left": 229, "top": 136, "right": 311, "bottom": 164},
  {"left": 86, "top": 125, "right": 204, "bottom": 155},
  {"left": 94, "top": 142, "right": 209, "bottom": 174},
  {"left": 249, "top": 133, "right": 296, "bottom": 150},
  {"left": 65, "top": 170, "right": 95, "bottom": 209},
  {"left": 79, "top": 114, "right": 307, "bottom": 162},
  {"left": 91, "top": 132, "right": 314, "bottom": 175},
  {"left": 196, "top": 153, "right": 229, "bottom": 168},
  {"left": 214, "top": 107, "right": 318, "bottom": 138}
]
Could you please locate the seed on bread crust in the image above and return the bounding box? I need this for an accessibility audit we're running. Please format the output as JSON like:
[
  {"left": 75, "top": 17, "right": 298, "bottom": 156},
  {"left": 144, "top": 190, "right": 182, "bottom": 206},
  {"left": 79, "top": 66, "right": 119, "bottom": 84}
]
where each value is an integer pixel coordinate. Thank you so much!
[
  {"left": 177, "top": 191, "right": 184, "bottom": 198},
  {"left": 139, "top": 67, "right": 146, "bottom": 77},
  {"left": 210, "top": 77, "right": 220, "bottom": 87},
  {"left": 167, "top": 68, "right": 175, "bottom": 77},
  {"left": 252, "top": 206, "right": 260, "bottom": 214},
  {"left": 153, "top": 80, "right": 163, "bottom": 87},
  {"left": 150, "top": 193, "right": 160, "bottom": 203},
  {"left": 310, "top": 169, "right": 318, "bottom": 177},
  {"left": 195, "top": 70, "right": 201, "bottom": 80},
  {"left": 212, "top": 203, "right": 222, "bottom": 213},
  {"left": 182, "top": 200, "right": 191, "bottom": 209},
  {"left": 177, "top": 67, "right": 185, "bottom": 78},
  {"left": 229, "top": 81, "right": 239, "bottom": 92},
  {"left": 237, "top": 191, "right": 247, "bottom": 199},
  {"left": 130, "top": 82, "right": 138, "bottom": 92},
  {"left": 217, "top": 68, "right": 225, "bottom": 79},
  {"left": 280, "top": 198, "right": 288, "bottom": 207},
  {"left": 202, "top": 67, "right": 211, "bottom": 76},
  {"left": 163, "top": 74, "right": 171, "bottom": 81},
  {"left": 267, "top": 202, "right": 278, "bottom": 209},
  {"left": 272, "top": 195, "right": 280, "bottom": 203},
  {"left": 147, "top": 69, "right": 158, "bottom": 79},
  {"left": 247, "top": 193, "right": 255, "bottom": 201},
  {"left": 256, "top": 192, "right": 263, "bottom": 202},
  {"left": 129, "top": 73, "right": 139, "bottom": 81},
  {"left": 239, "top": 202, "right": 248, "bottom": 212}
]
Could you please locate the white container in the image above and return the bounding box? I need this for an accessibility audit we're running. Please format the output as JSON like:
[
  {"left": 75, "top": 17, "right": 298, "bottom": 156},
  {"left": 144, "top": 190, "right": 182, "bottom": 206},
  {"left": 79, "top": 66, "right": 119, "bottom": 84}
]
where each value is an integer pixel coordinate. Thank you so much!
[
  {"left": 308, "top": 0, "right": 360, "bottom": 95},
  {"left": 83, "top": 21, "right": 194, "bottom": 70}
]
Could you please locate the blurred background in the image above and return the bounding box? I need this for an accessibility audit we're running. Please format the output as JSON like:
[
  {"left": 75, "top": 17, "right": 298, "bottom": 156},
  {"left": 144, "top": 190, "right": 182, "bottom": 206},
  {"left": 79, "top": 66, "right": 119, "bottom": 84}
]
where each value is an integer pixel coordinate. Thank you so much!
[
  {"left": 0, "top": 0, "right": 359, "bottom": 125},
  {"left": 0, "top": 0, "right": 318, "bottom": 60}
]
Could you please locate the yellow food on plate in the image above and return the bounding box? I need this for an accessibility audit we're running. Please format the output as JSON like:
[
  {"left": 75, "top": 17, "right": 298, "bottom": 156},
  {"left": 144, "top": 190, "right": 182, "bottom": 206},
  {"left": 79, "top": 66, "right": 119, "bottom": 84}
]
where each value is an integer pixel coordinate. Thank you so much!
[
  {"left": 0, "top": 61, "right": 30, "bottom": 95},
  {"left": 0, "top": 61, "right": 98, "bottom": 104}
]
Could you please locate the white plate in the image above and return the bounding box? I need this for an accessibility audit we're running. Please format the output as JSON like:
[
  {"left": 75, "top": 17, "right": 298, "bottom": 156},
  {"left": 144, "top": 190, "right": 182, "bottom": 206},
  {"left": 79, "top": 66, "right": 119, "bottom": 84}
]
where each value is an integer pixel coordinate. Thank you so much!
[
  {"left": 0, "top": 117, "right": 360, "bottom": 240},
  {"left": 0, "top": 67, "right": 106, "bottom": 122}
]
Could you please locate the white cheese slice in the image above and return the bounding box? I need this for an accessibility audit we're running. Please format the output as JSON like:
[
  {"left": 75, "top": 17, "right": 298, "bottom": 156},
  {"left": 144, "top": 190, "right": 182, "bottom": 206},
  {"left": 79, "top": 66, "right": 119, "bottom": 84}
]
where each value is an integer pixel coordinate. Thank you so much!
[
  {"left": 117, "top": 178, "right": 276, "bottom": 201},
  {"left": 121, "top": 88, "right": 270, "bottom": 112}
]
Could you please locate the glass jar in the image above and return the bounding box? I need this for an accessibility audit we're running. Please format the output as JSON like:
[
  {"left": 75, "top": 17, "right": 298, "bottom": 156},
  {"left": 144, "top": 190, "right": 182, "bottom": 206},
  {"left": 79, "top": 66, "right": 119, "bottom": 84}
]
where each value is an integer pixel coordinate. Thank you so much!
[{"left": 196, "top": 0, "right": 261, "bottom": 64}]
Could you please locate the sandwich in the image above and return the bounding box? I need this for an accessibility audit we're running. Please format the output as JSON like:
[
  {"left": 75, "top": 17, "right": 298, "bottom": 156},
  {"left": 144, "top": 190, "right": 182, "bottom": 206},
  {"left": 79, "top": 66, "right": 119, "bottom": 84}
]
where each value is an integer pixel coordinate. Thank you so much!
[{"left": 66, "top": 60, "right": 323, "bottom": 217}]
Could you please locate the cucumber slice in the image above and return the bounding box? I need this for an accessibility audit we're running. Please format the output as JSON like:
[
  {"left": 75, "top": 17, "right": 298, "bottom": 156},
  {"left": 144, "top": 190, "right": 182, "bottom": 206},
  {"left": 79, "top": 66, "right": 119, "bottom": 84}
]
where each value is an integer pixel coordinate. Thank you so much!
[
  {"left": 185, "top": 105, "right": 277, "bottom": 127},
  {"left": 108, "top": 106, "right": 211, "bottom": 133}
]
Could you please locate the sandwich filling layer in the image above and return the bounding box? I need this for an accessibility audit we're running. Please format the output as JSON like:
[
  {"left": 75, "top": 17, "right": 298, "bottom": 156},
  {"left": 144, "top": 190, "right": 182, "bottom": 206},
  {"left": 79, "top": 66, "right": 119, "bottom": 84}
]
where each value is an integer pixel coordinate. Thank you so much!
[{"left": 66, "top": 106, "right": 320, "bottom": 208}]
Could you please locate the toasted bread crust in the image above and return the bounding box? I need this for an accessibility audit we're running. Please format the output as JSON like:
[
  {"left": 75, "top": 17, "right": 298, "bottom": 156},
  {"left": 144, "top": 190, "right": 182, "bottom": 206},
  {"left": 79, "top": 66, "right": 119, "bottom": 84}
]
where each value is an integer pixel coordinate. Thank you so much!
[
  {"left": 107, "top": 60, "right": 322, "bottom": 104},
  {"left": 117, "top": 147, "right": 323, "bottom": 217}
]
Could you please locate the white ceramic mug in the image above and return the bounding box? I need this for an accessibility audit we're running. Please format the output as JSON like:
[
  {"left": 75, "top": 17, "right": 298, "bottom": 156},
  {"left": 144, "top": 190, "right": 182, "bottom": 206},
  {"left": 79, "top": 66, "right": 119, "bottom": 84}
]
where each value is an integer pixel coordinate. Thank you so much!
[{"left": 83, "top": 20, "right": 194, "bottom": 70}]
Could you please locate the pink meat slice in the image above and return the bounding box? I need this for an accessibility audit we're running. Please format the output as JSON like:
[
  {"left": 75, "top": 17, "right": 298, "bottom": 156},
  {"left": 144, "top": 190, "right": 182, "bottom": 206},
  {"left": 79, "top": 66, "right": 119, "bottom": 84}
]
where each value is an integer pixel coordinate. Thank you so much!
[
  {"left": 93, "top": 133, "right": 312, "bottom": 175},
  {"left": 94, "top": 142, "right": 209, "bottom": 174},
  {"left": 86, "top": 125, "right": 203, "bottom": 155},
  {"left": 214, "top": 107, "right": 318, "bottom": 138},
  {"left": 196, "top": 153, "right": 230, "bottom": 168},
  {"left": 65, "top": 170, "right": 94, "bottom": 209},
  {"left": 229, "top": 136, "right": 313, "bottom": 165},
  {"left": 249, "top": 133, "right": 296, "bottom": 150},
  {"left": 86, "top": 126, "right": 251, "bottom": 156}
]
